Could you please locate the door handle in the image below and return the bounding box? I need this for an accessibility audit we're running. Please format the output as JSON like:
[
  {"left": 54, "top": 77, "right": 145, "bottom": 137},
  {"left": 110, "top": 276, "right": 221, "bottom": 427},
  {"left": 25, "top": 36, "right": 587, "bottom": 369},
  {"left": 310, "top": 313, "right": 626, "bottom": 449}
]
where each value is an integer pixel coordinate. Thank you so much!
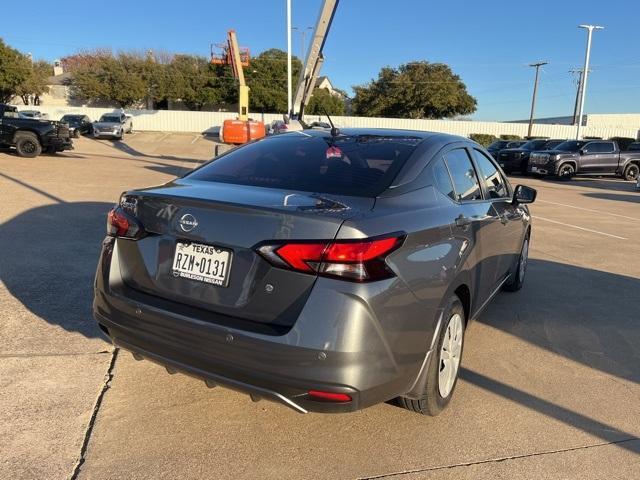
[{"left": 455, "top": 214, "right": 472, "bottom": 229}]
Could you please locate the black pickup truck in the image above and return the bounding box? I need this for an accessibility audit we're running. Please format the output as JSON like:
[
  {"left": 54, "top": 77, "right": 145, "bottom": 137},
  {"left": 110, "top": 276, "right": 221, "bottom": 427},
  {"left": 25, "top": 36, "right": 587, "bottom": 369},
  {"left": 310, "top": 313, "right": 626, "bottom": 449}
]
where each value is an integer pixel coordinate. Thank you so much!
[
  {"left": 0, "top": 104, "right": 73, "bottom": 157},
  {"left": 497, "top": 138, "right": 565, "bottom": 174},
  {"left": 527, "top": 139, "right": 640, "bottom": 181}
]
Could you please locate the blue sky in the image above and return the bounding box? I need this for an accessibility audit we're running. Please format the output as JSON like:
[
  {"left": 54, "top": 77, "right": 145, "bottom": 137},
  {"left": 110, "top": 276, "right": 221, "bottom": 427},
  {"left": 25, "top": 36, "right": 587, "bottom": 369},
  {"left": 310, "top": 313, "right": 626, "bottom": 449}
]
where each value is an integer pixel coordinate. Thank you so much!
[{"left": 3, "top": 0, "right": 638, "bottom": 121}]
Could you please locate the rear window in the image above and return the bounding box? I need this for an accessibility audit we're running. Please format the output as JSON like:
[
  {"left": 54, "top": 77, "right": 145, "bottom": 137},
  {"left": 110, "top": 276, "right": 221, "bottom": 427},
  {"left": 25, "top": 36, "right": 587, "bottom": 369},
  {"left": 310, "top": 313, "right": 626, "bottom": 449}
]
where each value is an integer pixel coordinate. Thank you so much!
[{"left": 187, "top": 134, "right": 423, "bottom": 197}]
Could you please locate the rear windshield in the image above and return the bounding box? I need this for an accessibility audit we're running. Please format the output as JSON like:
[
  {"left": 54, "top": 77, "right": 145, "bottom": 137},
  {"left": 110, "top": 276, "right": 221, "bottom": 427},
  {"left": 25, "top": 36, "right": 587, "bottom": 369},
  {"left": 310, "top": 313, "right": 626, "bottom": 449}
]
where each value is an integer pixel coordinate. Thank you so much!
[{"left": 187, "top": 133, "right": 423, "bottom": 197}]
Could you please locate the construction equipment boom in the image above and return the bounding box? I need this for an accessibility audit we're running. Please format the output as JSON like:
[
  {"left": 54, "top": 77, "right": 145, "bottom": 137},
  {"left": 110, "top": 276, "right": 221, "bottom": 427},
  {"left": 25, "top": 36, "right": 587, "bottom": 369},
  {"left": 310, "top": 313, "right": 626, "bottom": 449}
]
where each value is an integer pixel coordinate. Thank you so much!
[
  {"left": 288, "top": 0, "right": 339, "bottom": 127},
  {"left": 213, "top": 29, "right": 265, "bottom": 144}
]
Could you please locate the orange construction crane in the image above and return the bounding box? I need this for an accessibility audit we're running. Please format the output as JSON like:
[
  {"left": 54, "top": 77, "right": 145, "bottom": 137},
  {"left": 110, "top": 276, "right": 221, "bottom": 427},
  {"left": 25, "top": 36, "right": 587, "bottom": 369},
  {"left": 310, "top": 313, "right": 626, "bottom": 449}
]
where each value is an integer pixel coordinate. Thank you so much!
[{"left": 212, "top": 30, "right": 265, "bottom": 145}]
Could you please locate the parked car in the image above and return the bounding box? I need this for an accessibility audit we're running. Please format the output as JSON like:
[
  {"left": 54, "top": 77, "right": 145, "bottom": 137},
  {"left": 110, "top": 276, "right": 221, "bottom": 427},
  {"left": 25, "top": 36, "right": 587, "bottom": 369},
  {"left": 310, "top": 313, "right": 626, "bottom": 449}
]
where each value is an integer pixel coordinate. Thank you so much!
[
  {"left": 93, "top": 112, "right": 133, "bottom": 140},
  {"left": 497, "top": 139, "right": 565, "bottom": 174},
  {"left": 18, "top": 110, "right": 49, "bottom": 120},
  {"left": 0, "top": 104, "right": 72, "bottom": 157},
  {"left": 528, "top": 139, "right": 640, "bottom": 181},
  {"left": 268, "top": 120, "right": 290, "bottom": 135},
  {"left": 60, "top": 114, "right": 93, "bottom": 138},
  {"left": 486, "top": 139, "right": 527, "bottom": 159},
  {"left": 94, "top": 128, "right": 536, "bottom": 416}
]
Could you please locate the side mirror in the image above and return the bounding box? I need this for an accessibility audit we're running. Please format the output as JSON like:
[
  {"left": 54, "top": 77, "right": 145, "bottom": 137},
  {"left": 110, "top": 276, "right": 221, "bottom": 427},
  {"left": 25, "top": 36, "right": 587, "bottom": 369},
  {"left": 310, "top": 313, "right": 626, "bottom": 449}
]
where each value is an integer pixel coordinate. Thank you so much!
[{"left": 513, "top": 184, "right": 537, "bottom": 204}]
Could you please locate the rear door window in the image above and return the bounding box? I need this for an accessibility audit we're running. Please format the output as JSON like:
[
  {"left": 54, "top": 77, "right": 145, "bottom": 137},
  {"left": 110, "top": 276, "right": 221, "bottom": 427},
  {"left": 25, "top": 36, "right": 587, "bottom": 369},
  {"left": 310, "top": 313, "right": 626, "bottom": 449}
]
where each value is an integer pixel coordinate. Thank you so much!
[
  {"left": 585, "top": 142, "right": 615, "bottom": 153},
  {"left": 443, "top": 149, "right": 482, "bottom": 202},
  {"left": 471, "top": 149, "right": 509, "bottom": 199},
  {"left": 187, "top": 133, "right": 423, "bottom": 197},
  {"left": 432, "top": 158, "right": 456, "bottom": 201}
]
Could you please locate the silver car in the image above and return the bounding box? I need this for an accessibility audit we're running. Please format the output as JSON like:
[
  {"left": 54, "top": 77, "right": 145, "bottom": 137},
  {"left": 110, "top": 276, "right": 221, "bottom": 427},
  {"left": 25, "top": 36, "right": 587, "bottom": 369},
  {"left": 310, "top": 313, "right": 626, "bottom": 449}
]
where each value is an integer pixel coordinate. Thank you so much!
[
  {"left": 94, "top": 128, "right": 535, "bottom": 415},
  {"left": 93, "top": 112, "right": 133, "bottom": 140}
]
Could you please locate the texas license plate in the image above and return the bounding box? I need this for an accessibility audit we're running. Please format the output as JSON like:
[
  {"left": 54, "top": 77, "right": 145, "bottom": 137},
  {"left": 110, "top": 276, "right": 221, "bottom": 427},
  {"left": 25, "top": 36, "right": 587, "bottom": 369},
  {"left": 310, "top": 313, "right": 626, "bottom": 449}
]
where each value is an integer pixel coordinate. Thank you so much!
[{"left": 172, "top": 242, "right": 232, "bottom": 287}]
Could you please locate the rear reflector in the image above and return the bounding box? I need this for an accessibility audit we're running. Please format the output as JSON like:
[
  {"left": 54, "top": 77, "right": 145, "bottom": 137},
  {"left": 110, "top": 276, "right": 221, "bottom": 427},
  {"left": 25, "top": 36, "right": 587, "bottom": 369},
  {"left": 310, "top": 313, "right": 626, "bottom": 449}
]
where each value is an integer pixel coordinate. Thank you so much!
[
  {"left": 257, "top": 235, "right": 404, "bottom": 282},
  {"left": 107, "top": 206, "right": 145, "bottom": 239},
  {"left": 308, "top": 390, "right": 352, "bottom": 403}
]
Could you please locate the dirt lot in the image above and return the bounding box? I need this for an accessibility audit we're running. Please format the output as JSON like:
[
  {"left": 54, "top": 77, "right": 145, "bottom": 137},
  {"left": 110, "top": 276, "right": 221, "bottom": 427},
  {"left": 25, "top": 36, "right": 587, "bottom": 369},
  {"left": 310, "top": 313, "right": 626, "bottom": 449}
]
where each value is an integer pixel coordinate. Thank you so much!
[{"left": 1, "top": 133, "right": 638, "bottom": 480}]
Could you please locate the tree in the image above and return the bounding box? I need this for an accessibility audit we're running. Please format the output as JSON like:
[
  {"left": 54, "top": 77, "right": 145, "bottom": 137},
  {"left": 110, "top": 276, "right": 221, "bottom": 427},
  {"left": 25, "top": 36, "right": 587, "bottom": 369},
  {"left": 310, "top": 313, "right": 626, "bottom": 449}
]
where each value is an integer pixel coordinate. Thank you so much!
[
  {"left": 0, "top": 39, "right": 31, "bottom": 103},
  {"left": 167, "top": 55, "right": 230, "bottom": 111},
  {"left": 352, "top": 61, "right": 477, "bottom": 119},
  {"left": 245, "top": 49, "right": 302, "bottom": 113},
  {"left": 15, "top": 60, "right": 52, "bottom": 105},
  {"left": 306, "top": 88, "right": 345, "bottom": 115},
  {"left": 71, "top": 52, "right": 147, "bottom": 107}
]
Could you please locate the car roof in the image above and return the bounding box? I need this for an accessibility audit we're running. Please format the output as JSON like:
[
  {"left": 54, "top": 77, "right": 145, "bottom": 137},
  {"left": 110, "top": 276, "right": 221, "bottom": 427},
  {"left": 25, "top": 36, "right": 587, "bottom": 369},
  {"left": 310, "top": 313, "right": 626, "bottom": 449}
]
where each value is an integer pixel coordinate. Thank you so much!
[{"left": 297, "top": 127, "right": 457, "bottom": 142}]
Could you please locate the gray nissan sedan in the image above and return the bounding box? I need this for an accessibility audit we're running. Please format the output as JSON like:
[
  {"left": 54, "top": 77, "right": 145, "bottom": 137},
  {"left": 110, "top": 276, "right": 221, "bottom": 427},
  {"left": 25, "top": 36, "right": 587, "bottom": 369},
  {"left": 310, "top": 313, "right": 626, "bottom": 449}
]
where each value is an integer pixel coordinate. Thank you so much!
[{"left": 93, "top": 128, "right": 536, "bottom": 415}]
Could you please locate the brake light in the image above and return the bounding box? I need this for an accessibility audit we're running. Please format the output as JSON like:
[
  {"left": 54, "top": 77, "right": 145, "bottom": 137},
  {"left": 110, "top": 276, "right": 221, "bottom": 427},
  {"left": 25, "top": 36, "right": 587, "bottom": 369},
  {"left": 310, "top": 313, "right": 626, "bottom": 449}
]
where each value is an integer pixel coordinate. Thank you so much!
[
  {"left": 257, "top": 235, "right": 404, "bottom": 282},
  {"left": 308, "top": 390, "right": 352, "bottom": 403},
  {"left": 107, "top": 207, "right": 145, "bottom": 239}
]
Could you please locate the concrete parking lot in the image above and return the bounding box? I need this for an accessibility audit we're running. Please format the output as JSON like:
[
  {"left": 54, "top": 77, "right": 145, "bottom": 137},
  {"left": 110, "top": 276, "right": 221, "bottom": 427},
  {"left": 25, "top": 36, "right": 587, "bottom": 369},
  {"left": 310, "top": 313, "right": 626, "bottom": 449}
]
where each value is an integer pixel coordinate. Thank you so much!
[{"left": 1, "top": 133, "right": 638, "bottom": 480}]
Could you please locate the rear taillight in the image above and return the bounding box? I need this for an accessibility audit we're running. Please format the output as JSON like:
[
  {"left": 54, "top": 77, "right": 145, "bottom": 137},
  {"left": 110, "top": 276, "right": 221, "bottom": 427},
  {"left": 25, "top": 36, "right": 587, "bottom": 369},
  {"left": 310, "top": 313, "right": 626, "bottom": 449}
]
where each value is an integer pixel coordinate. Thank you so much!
[
  {"left": 308, "top": 390, "right": 352, "bottom": 403},
  {"left": 257, "top": 235, "right": 404, "bottom": 282},
  {"left": 107, "top": 207, "right": 145, "bottom": 239}
]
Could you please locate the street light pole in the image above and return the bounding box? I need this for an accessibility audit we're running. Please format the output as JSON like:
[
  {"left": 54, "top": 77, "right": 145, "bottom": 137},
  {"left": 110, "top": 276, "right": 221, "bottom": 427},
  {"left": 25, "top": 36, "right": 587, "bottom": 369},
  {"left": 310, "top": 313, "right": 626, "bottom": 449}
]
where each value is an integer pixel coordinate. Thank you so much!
[
  {"left": 286, "top": 0, "right": 292, "bottom": 116},
  {"left": 576, "top": 24, "right": 604, "bottom": 139},
  {"left": 527, "top": 61, "right": 547, "bottom": 138}
]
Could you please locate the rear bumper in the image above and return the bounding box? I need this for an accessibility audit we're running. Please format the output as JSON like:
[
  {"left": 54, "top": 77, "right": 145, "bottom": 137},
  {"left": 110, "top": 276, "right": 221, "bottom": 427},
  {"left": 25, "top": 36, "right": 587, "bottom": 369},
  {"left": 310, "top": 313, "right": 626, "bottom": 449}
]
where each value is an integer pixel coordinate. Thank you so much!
[{"left": 94, "top": 237, "right": 436, "bottom": 413}]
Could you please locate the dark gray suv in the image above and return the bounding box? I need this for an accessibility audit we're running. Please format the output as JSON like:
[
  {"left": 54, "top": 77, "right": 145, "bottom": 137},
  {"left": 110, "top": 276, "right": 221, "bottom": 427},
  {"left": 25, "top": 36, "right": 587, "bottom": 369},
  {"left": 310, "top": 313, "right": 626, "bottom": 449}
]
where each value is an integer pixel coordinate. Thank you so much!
[{"left": 94, "top": 129, "right": 536, "bottom": 415}]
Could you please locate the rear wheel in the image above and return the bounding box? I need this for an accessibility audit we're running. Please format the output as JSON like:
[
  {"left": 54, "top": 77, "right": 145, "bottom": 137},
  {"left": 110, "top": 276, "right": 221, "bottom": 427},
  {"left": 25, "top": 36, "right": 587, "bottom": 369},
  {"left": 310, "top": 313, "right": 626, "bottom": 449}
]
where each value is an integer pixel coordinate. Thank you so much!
[
  {"left": 623, "top": 163, "right": 639, "bottom": 181},
  {"left": 399, "top": 295, "right": 465, "bottom": 416},
  {"left": 14, "top": 132, "right": 42, "bottom": 158},
  {"left": 504, "top": 235, "right": 529, "bottom": 292},
  {"left": 557, "top": 163, "right": 575, "bottom": 180}
]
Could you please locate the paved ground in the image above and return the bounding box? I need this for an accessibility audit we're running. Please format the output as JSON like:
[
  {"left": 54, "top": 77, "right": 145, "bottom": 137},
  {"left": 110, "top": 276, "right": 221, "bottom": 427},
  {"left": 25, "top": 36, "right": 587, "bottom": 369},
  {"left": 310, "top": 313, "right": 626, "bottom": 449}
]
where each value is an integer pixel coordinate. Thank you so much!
[{"left": 1, "top": 133, "right": 638, "bottom": 480}]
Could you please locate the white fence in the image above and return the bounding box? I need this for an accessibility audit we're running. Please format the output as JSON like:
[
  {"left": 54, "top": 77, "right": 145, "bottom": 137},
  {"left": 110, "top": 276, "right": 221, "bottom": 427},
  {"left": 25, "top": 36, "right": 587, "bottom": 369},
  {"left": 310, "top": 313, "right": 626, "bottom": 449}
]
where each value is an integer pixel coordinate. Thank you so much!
[{"left": 19, "top": 105, "right": 640, "bottom": 140}]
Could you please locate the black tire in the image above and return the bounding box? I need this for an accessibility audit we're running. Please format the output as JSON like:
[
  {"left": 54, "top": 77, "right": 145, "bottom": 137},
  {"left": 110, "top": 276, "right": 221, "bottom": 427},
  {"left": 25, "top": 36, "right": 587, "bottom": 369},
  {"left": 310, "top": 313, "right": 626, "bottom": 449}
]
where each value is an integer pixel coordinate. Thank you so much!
[
  {"left": 14, "top": 132, "right": 42, "bottom": 158},
  {"left": 557, "top": 162, "right": 575, "bottom": 180},
  {"left": 117, "top": 130, "right": 124, "bottom": 141},
  {"left": 398, "top": 295, "right": 466, "bottom": 416},
  {"left": 73, "top": 129, "right": 81, "bottom": 138},
  {"left": 623, "top": 163, "right": 639, "bottom": 181},
  {"left": 504, "top": 234, "right": 529, "bottom": 292}
]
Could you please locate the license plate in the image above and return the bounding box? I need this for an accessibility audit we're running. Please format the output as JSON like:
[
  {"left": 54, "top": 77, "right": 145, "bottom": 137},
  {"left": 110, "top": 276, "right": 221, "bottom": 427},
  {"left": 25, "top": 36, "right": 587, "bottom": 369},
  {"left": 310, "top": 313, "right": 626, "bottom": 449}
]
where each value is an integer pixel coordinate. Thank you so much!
[
  {"left": 531, "top": 166, "right": 538, "bottom": 172},
  {"left": 172, "top": 242, "right": 232, "bottom": 287}
]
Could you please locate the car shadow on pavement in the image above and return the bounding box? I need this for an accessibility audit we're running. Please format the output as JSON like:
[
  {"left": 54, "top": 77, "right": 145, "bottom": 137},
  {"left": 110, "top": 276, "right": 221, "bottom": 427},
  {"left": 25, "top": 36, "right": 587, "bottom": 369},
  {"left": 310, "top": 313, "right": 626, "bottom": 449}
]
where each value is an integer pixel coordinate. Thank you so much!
[
  {"left": 480, "top": 259, "right": 640, "bottom": 384},
  {"left": 459, "top": 367, "right": 640, "bottom": 454},
  {"left": 533, "top": 177, "right": 635, "bottom": 192},
  {"left": 0, "top": 200, "right": 114, "bottom": 339},
  {"left": 106, "top": 139, "right": 205, "bottom": 164},
  {"left": 582, "top": 192, "right": 640, "bottom": 204}
]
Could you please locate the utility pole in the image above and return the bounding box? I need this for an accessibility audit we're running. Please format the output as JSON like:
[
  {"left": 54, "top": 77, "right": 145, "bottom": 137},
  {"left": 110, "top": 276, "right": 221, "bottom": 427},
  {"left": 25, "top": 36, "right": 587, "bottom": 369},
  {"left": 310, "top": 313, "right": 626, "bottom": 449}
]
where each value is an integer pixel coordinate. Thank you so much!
[
  {"left": 527, "top": 61, "right": 547, "bottom": 138},
  {"left": 569, "top": 68, "right": 590, "bottom": 126},
  {"left": 576, "top": 24, "right": 604, "bottom": 139},
  {"left": 286, "top": 0, "right": 292, "bottom": 116}
]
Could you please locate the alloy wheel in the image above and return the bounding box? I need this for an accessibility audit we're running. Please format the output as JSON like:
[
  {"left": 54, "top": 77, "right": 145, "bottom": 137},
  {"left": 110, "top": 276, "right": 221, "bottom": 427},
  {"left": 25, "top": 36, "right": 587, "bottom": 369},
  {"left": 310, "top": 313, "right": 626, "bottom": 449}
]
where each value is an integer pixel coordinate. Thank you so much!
[
  {"left": 519, "top": 238, "right": 529, "bottom": 282},
  {"left": 438, "top": 313, "right": 464, "bottom": 398}
]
